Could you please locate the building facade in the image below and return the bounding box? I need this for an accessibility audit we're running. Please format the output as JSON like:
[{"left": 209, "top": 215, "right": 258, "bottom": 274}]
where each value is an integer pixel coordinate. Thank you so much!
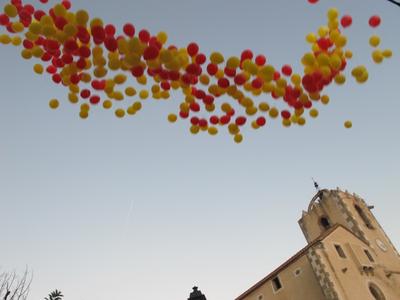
[{"left": 236, "top": 188, "right": 400, "bottom": 300}]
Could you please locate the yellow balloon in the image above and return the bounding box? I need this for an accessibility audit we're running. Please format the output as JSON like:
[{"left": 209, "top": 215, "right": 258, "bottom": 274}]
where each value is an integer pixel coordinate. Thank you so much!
[
  {"left": 269, "top": 107, "right": 279, "bottom": 118},
  {"left": 139, "top": 90, "right": 149, "bottom": 100},
  {"left": 125, "top": 87, "right": 137, "bottom": 97},
  {"left": 208, "top": 127, "right": 218, "bottom": 135},
  {"left": 321, "top": 95, "right": 330, "bottom": 105},
  {"left": 157, "top": 31, "right": 168, "bottom": 44},
  {"left": 11, "top": 36, "right": 22, "bottom": 46},
  {"left": 132, "top": 101, "right": 142, "bottom": 111},
  {"left": 49, "top": 99, "right": 59, "bottom": 109},
  {"left": 81, "top": 103, "right": 90, "bottom": 112},
  {"left": 4, "top": 4, "right": 18, "bottom": 18},
  {"left": 127, "top": 106, "right": 136, "bottom": 115},
  {"left": 103, "top": 100, "right": 112, "bottom": 109},
  {"left": 210, "top": 52, "right": 225, "bottom": 64},
  {"left": 369, "top": 35, "right": 380, "bottom": 48},
  {"left": 11, "top": 22, "right": 24, "bottom": 33},
  {"left": 334, "top": 73, "right": 346, "bottom": 85},
  {"left": 234, "top": 134, "right": 243, "bottom": 144},
  {"left": 228, "top": 123, "right": 239, "bottom": 135},
  {"left": 309, "top": 109, "right": 319, "bottom": 118},
  {"left": 68, "top": 93, "right": 78, "bottom": 104},
  {"left": 168, "top": 113, "right": 177, "bottom": 123},
  {"left": 282, "top": 119, "right": 291, "bottom": 127},
  {"left": 382, "top": 49, "right": 393, "bottom": 58},
  {"left": 190, "top": 125, "right": 200, "bottom": 134},
  {"left": 344, "top": 120, "right": 352, "bottom": 128},
  {"left": 297, "top": 117, "right": 306, "bottom": 126},
  {"left": 33, "top": 64, "right": 44, "bottom": 74},
  {"left": 79, "top": 111, "right": 89, "bottom": 119},
  {"left": 327, "top": 8, "right": 339, "bottom": 21},
  {"left": 115, "top": 108, "right": 125, "bottom": 118},
  {"left": 372, "top": 50, "right": 383, "bottom": 64},
  {"left": 0, "top": 34, "right": 11, "bottom": 44},
  {"left": 258, "top": 102, "right": 270, "bottom": 112}
]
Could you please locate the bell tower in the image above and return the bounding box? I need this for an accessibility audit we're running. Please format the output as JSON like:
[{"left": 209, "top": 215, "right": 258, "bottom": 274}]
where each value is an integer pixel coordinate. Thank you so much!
[{"left": 298, "top": 188, "right": 399, "bottom": 261}]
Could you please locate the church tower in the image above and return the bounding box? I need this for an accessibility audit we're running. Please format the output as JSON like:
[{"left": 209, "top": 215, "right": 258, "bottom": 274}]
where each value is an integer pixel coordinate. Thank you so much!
[
  {"left": 236, "top": 188, "right": 400, "bottom": 300},
  {"left": 298, "top": 188, "right": 399, "bottom": 263}
]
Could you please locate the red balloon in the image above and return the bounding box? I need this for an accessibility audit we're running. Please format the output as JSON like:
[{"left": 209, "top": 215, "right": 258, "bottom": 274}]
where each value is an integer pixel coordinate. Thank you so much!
[
  {"left": 91, "top": 26, "right": 106, "bottom": 44},
  {"left": 234, "top": 74, "right": 246, "bottom": 85},
  {"left": 235, "top": 116, "right": 247, "bottom": 126},
  {"left": 224, "top": 67, "right": 236, "bottom": 77},
  {"left": 341, "top": 15, "right": 353, "bottom": 28},
  {"left": 104, "top": 36, "right": 118, "bottom": 52},
  {"left": 90, "top": 95, "right": 101, "bottom": 105},
  {"left": 203, "top": 95, "right": 214, "bottom": 105},
  {"left": 251, "top": 78, "right": 263, "bottom": 89},
  {"left": 80, "top": 89, "right": 91, "bottom": 99},
  {"left": 210, "top": 116, "right": 219, "bottom": 124},
  {"left": 308, "top": 0, "right": 319, "bottom": 3},
  {"left": 369, "top": 15, "right": 381, "bottom": 28},
  {"left": 207, "top": 63, "right": 218, "bottom": 76},
  {"left": 255, "top": 55, "right": 266, "bottom": 66},
  {"left": 123, "top": 23, "right": 135, "bottom": 37},
  {"left": 187, "top": 42, "right": 199, "bottom": 57},
  {"left": 198, "top": 119, "right": 208, "bottom": 127},
  {"left": 190, "top": 102, "right": 200, "bottom": 112},
  {"left": 281, "top": 110, "right": 291, "bottom": 119},
  {"left": 241, "top": 49, "right": 253, "bottom": 61},
  {"left": 190, "top": 116, "right": 199, "bottom": 125},
  {"left": 179, "top": 111, "right": 189, "bottom": 119},
  {"left": 61, "top": 0, "right": 71, "bottom": 9},
  {"left": 217, "top": 77, "right": 230, "bottom": 88},
  {"left": 138, "top": 29, "right": 150, "bottom": 43},
  {"left": 256, "top": 116, "right": 266, "bottom": 126},
  {"left": 104, "top": 24, "right": 116, "bottom": 36},
  {"left": 33, "top": 10, "right": 45, "bottom": 21},
  {"left": 281, "top": 65, "right": 293, "bottom": 76},
  {"left": 195, "top": 53, "right": 206, "bottom": 65},
  {"left": 220, "top": 115, "right": 231, "bottom": 125}
]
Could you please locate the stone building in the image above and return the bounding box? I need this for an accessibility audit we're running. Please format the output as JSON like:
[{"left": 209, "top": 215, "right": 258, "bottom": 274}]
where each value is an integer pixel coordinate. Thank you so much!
[{"left": 235, "top": 188, "right": 400, "bottom": 300}]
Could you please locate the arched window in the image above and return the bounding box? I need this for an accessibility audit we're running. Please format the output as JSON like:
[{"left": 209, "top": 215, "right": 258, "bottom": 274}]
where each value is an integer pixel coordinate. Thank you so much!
[
  {"left": 355, "top": 205, "right": 374, "bottom": 229},
  {"left": 320, "top": 216, "right": 331, "bottom": 230},
  {"left": 369, "top": 283, "right": 385, "bottom": 300}
]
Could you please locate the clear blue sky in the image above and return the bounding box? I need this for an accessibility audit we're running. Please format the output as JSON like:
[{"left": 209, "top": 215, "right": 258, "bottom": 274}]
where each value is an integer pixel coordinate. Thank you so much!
[{"left": 0, "top": 0, "right": 399, "bottom": 299}]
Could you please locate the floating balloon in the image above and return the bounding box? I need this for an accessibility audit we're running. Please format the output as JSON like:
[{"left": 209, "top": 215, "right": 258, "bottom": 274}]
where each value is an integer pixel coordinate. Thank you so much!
[
  {"left": 369, "top": 15, "right": 381, "bottom": 28},
  {"left": 0, "top": 0, "right": 394, "bottom": 142},
  {"left": 341, "top": 15, "right": 353, "bottom": 28},
  {"left": 344, "top": 120, "right": 352, "bottom": 128}
]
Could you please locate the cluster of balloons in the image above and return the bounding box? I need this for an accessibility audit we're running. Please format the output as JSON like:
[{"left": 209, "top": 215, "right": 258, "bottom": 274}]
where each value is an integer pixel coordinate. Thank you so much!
[{"left": 0, "top": 0, "right": 393, "bottom": 142}]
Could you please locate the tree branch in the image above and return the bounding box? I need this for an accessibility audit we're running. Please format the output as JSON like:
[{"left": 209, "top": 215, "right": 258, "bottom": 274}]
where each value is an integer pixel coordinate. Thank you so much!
[{"left": 385, "top": 0, "right": 400, "bottom": 7}]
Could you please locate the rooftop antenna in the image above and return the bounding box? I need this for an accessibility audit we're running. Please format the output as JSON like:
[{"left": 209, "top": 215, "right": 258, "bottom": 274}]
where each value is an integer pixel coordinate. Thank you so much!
[{"left": 312, "top": 178, "right": 320, "bottom": 192}]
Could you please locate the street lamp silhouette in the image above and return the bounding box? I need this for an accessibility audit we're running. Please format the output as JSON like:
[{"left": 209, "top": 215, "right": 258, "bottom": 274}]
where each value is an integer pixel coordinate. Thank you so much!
[{"left": 188, "top": 286, "right": 207, "bottom": 300}]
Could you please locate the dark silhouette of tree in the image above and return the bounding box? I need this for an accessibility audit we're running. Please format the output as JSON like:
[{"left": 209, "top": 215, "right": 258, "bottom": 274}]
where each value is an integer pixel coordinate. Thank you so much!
[
  {"left": 386, "top": 0, "right": 400, "bottom": 7},
  {"left": 44, "top": 290, "right": 63, "bottom": 300},
  {"left": 0, "top": 268, "right": 32, "bottom": 300}
]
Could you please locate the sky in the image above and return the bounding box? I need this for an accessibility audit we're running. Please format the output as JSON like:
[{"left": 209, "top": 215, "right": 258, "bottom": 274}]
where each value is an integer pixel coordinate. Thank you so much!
[{"left": 0, "top": 0, "right": 399, "bottom": 299}]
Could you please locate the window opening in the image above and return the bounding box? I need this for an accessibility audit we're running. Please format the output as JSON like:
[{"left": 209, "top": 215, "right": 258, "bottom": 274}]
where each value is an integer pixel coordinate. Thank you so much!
[
  {"left": 335, "top": 244, "right": 346, "bottom": 258},
  {"left": 355, "top": 205, "right": 374, "bottom": 229},
  {"left": 272, "top": 276, "right": 282, "bottom": 292},
  {"left": 320, "top": 217, "right": 331, "bottom": 230},
  {"left": 364, "top": 249, "right": 375, "bottom": 262}
]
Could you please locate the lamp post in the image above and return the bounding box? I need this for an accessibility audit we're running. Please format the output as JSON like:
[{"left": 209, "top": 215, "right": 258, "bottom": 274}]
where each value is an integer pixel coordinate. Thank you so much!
[{"left": 188, "top": 286, "right": 207, "bottom": 300}]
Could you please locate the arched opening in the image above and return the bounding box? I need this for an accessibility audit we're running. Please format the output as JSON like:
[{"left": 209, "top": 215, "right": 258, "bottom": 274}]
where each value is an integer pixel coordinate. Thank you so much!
[
  {"left": 369, "top": 283, "right": 385, "bottom": 300},
  {"left": 320, "top": 216, "right": 331, "bottom": 230},
  {"left": 355, "top": 205, "right": 374, "bottom": 229}
]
